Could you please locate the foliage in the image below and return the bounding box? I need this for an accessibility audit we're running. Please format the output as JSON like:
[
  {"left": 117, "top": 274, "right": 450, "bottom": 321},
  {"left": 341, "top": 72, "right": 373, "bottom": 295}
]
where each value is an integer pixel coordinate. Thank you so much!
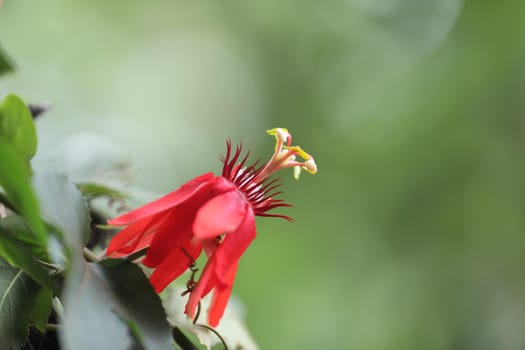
[
  {"left": 59, "top": 260, "right": 173, "bottom": 350},
  {"left": 1, "top": 1, "right": 524, "bottom": 349},
  {"left": 0, "top": 86, "right": 216, "bottom": 348},
  {"left": 0, "top": 258, "right": 52, "bottom": 350}
]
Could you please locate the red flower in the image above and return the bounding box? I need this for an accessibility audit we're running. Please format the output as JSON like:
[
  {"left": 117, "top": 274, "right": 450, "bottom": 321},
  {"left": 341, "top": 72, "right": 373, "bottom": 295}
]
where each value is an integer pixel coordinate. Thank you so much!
[{"left": 106, "top": 128, "right": 317, "bottom": 327}]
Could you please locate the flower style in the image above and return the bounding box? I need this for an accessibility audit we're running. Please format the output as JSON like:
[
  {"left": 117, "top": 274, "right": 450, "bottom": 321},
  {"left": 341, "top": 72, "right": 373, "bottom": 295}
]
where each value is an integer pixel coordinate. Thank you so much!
[{"left": 106, "top": 128, "right": 317, "bottom": 327}]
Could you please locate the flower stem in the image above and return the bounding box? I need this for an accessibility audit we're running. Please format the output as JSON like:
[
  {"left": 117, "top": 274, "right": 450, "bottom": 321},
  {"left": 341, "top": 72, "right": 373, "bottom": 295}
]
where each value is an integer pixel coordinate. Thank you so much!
[
  {"left": 193, "top": 302, "right": 229, "bottom": 350},
  {"left": 46, "top": 323, "right": 60, "bottom": 332},
  {"left": 83, "top": 247, "right": 99, "bottom": 262},
  {"left": 32, "top": 256, "right": 63, "bottom": 272}
]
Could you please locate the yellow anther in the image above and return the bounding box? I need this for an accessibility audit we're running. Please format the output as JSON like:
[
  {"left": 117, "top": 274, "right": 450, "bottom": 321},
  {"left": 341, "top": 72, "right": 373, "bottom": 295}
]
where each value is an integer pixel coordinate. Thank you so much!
[
  {"left": 292, "top": 158, "right": 316, "bottom": 180},
  {"left": 267, "top": 128, "right": 290, "bottom": 145},
  {"left": 257, "top": 127, "right": 318, "bottom": 182},
  {"left": 304, "top": 158, "right": 317, "bottom": 174},
  {"left": 285, "top": 145, "right": 312, "bottom": 161},
  {"left": 293, "top": 166, "right": 302, "bottom": 180}
]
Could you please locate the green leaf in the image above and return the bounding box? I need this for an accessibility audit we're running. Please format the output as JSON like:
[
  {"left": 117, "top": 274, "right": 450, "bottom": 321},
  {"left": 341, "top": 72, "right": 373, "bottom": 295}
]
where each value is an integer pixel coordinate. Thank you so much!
[
  {"left": 59, "top": 260, "right": 174, "bottom": 350},
  {"left": 0, "top": 143, "right": 47, "bottom": 245},
  {"left": 0, "top": 258, "right": 52, "bottom": 350},
  {"left": 0, "top": 192, "right": 13, "bottom": 211},
  {"left": 0, "top": 216, "right": 57, "bottom": 292},
  {"left": 32, "top": 173, "right": 91, "bottom": 252},
  {"left": 0, "top": 46, "right": 15, "bottom": 77},
  {"left": 0, "top": 94, "right": 37, "bottom": 162},
  {"left": 99, "top": 259, "right": 174, "bottom": 350},
  {"left": 28, "top": 286, "right": 53, "bottom": 333},
  {"left": 59, "top": 262, "right": 133, "bottom": 350}
]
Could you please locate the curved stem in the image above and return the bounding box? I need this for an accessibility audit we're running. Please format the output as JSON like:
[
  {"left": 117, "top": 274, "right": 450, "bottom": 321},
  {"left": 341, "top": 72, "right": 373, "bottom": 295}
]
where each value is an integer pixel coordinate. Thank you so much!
[
  {"left": 83, "top": 247, "right": 99, "bottom": 262},
  {"left": 46, "top": 323, "right": 60, "bottom": 332},
  {"left": 192, "top": 301, "right": 229, "bottom": 350}
]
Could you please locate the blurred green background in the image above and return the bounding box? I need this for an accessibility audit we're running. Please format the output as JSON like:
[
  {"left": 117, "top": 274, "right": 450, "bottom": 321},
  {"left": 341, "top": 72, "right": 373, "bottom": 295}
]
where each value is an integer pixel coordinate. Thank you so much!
[{"left": 1, "top": 0, "right": 525, "bottom": 349}]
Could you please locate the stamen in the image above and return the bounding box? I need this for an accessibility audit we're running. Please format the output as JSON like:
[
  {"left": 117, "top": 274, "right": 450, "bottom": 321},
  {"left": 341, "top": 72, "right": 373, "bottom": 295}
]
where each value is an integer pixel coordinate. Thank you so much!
[
  {"left": 267, "top": 128, "right": 291, "bottom": 148},
  {"left": 220, "top": 128, "right": 316, "bottom": 221},
  {"left": 255, "top": 131, "right": 317, "bottom": 182},
  {"left": 304, "top": 158, "right": 317, "bottom": 174}
]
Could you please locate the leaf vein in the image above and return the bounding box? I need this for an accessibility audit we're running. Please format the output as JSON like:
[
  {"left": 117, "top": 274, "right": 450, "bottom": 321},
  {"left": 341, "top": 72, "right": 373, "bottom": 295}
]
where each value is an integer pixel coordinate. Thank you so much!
[{"left": 0, "top": 269, "right": 23, "bottom": 314}]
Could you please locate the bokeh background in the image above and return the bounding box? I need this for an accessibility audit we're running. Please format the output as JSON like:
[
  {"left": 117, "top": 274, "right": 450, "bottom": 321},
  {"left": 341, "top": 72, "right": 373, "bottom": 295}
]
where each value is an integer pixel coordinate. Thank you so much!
[{"left": 1, "top": 0, "right": 525, "bottom": 349}]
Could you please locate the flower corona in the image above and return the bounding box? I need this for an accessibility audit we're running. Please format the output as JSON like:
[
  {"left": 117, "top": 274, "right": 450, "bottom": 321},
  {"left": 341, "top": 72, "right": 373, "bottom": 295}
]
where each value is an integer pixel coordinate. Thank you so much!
[{"left": 106, "top": 128, "right": 317, "bottom": 326}]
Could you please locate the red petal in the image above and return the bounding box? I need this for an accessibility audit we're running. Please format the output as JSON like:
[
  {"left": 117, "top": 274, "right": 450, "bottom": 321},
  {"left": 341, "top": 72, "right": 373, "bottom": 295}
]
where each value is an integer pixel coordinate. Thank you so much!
[
  {"left": 106, "top": 211, "right": 167, "bottom": 257},
  {"left": 212, "top": 207, "right": 256, "bottom": 280},
  {"left": 208, "top": 262, "right": 238, "bottom": 327},
  {"left": 185, "top": 256, "right": 216, "bottom": 319},
  {"left": 149, "top": 241, "right": 203, "bottom": 293},
  {"left": 141, "top": 177, "right": 233, "bottom": 268},
  {"left": 141, "top": 208, "right": 192, "bottom": 268},
  {"left": 108, "top": 172, "right": 214, "bottom": 226},
  {"left": 193, "top": 191, "right": 247, "bottom": 240},
  {"left": 185, "top": 209, "right": 256, "bottom": 322}
]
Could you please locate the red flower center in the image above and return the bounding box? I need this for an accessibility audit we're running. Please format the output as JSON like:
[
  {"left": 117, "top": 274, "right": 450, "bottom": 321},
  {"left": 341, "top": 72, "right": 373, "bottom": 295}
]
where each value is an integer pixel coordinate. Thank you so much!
[
  {"left": 221, "top": 140, "right": 293, "bottom": 221},
  {"left": 221, "top": 128, "right": 317, "bottom": 221},
  {"left": 106, "top": 127, "right": 317, "bottom": 327}
]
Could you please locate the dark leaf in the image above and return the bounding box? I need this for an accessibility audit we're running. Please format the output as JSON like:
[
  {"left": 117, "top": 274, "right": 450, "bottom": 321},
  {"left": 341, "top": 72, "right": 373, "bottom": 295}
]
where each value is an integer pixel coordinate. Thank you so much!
[
  {"left": 27, "top": 284, "right": 53, "bottom": 333},
  {"left": 172, "top": 328, "right": 200, "bottom": 350},
  {"left": 0, "top": 192, "right": 14, "bottom": 211},
  {"left": 59, "top": 260, "right": 175, "bottom": 350},
  {"left": 99, "top": 259, "right": 174, "bottom": 350},
  {"left": 59, "top": 262, "right": 134, "bottom": 350},
  {"left": 0, "top": 258, "right": 52, "bottom": 350},
  {"left": 85, "top": 210, "right": 113, "bottom": 250},
  {"left": 0, "top": 215, "right": 56, "bottom": 292},
  {"left": 0, "top": 46, "right": 14, "bottom": 77}
]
